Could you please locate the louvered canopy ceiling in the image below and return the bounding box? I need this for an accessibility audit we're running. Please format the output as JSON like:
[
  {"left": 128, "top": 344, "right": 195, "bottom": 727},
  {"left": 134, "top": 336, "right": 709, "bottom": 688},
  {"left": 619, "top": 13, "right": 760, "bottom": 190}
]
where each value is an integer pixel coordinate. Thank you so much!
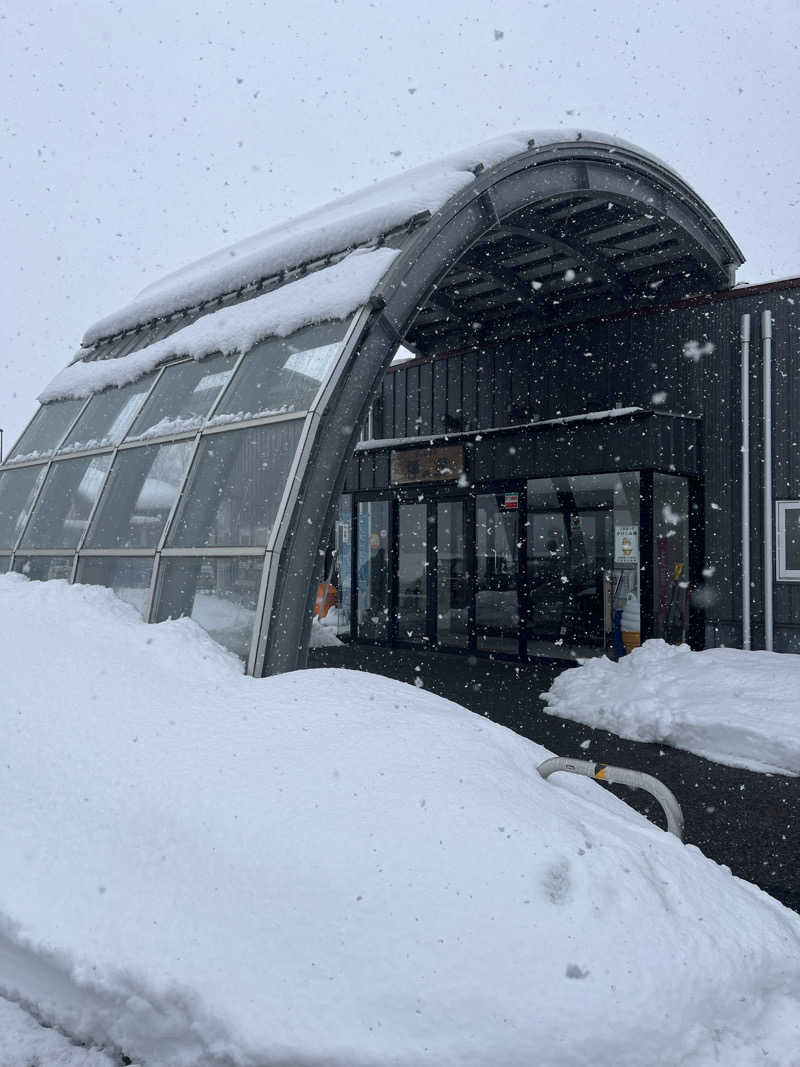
[{"left": 405, "top": 190, "right": 731, "bottom": 353}]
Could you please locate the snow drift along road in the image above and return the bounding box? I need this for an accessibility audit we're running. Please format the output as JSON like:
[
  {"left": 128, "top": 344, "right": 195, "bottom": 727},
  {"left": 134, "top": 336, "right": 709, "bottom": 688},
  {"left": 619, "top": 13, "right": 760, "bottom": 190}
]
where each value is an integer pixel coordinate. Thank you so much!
[
  {"left": 542, "top": 639, "right": 800, "bottom": 776},
  {"left": 0, "top": 573, "right": 799, "bottom": 1066}
]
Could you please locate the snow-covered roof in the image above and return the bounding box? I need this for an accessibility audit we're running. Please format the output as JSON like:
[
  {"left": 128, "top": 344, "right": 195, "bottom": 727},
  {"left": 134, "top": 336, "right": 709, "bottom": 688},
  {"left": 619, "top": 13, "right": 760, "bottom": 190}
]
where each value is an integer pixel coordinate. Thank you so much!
[
  {"left": 82, "top": 129, "right": 676, "bottom": 347},
  {"left": 41, "top": 247, "right": 398, "bottom": 402}
]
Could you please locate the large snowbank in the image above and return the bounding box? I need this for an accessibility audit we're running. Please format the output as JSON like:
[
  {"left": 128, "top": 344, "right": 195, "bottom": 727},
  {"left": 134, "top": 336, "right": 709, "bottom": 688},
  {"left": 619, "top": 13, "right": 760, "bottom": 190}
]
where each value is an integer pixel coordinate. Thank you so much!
[
  {"left": 542, "top": 639, "right": 800, "bottom": 776},
  {"left": 0, "top": 999, "right": 116, "bottom": 1067},
  {"left": 82, "top": 130, "right": 671, "bottom": 346},
  {"left": 1, "top": 574, "right": 799, "bottom": 1065},
  {"left": 41, "top": 247, "right": 396, "bottom": 402}
]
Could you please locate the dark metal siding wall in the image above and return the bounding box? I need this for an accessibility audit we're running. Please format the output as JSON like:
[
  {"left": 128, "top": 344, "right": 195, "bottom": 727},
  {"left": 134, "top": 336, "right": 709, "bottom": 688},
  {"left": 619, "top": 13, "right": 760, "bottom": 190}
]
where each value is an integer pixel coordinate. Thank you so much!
[{"left": 362, "top": 282, "right": 800, "bottom": 651}]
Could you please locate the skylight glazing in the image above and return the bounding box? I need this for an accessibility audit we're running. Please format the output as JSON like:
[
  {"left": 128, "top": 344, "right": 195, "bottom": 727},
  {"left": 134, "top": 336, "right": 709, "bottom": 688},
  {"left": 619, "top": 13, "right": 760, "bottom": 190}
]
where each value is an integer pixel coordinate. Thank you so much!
[
  {"left": 61, "top": 375, "right": 156, "bottom": 452},
  {"left": 6, "top": 399, "right": 85, "bottom": 463}
]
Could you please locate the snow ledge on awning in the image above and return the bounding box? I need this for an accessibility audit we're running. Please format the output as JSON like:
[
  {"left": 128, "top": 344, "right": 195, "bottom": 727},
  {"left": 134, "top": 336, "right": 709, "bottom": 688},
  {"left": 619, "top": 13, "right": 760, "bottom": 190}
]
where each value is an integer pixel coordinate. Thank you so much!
[{"left": 40, "top": 247, "right": 399, "bottom": 403}]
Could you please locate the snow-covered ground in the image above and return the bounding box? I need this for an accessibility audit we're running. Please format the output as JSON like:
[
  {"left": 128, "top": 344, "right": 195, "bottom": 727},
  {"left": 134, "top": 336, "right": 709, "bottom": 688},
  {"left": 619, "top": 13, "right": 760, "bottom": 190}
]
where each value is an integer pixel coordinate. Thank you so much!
[
  {"left": 1, "top": 573, "right": 800, "bottom": 1065},
  {"left": 0, "top": 998, "right": 117, "bottom": 1067},
  {"left": 542, "top": 639, "right": 800, "bottom": 776}
]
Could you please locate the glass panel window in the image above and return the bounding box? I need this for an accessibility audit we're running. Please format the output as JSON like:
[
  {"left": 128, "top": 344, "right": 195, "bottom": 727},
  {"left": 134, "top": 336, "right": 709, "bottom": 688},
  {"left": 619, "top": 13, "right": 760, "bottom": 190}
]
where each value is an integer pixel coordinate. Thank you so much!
[
  {"left": 153, "top": 556, "right": 262, "bottom": 661},
  {"left": 126, "top": 353, "right": 237, "bottom": 441},
  {"left": 397, "top": 502, "right": 428, "bottom": 642},
  {"left": 777, "top": 501, "right": 800, "bottom": 579},
  {"left": 85, "top": 441, "right": 194, "bottom": 549},
  {"left": 211, "top": 321, "right": 347, "bottom": 424},
  {"left": 76, "top": 556, "right": 154, "bottom": 618},
  {"left": 437, "top": 500, "right": 469, "bottom": 647},
  {"left": 0, "top": 465, "right": 47, "bottom": 548},
  {"left": 334, "top": 495, "right": 352, "bottom": 639},
  {"left": 476, "top": 493, "right": 519, "bottom": 653},
  {"left": 653, "top": 473, "right": 690, "bottom": 644},
  {"left": 60, "top": 375, "right": 155, "bottom": 452},
  {"left": 527, "top": 472, "right": 639, "bottom": 659},
  {"left": 13, "top": 556, "right": 74, "bottom": 581},
  {"left": 21, "top": 455, "right": 111, "bottom": 549},
  {"left": 7, "top": 400, "right": 84, "bottom": 462},
  {"left": 0, "top": 555, "right": 10, "bottom": 574},
  {"left": 167, "top": 421, "right": 302, "bottom": 548},
  {"left": 356, "top": 499, "right": 390, "bottom": 641}
]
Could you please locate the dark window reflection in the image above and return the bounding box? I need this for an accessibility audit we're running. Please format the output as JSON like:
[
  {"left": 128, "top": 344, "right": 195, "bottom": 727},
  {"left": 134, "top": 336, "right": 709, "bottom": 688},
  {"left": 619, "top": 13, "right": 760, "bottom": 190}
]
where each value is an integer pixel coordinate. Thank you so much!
[
  {"left": 785, "top": 506, "right": 800, "bottom": 572},
  {"left": 437, "top": 500, "right": 469, "bottom": 647},
  {"left": 356, "top": 499, "right": 390, "bottom": 641},
  {"left": 167, "top": 421, "right": 302, "bottom": 548},
  {"left": 397, "top": 502, "right": 427, "bottom": 642},
  {"left": 476, "top": 493, "right": 519, "bottom": 653},
  {"left": 153, "top": 556, "right": 262, "bottom": 660}
]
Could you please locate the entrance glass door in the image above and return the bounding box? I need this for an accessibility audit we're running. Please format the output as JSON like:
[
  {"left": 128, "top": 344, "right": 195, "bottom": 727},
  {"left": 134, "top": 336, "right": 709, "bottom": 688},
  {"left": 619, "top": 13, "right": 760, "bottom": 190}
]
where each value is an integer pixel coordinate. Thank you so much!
[
  {"left": 436, "top": 499, "right": 469, "bottom": 647},
  {"left": 475, "top": 492, "right": 520, "bottom": 652},
  {"left": 526, "top": 473, "right": 639, "bottom": 658},
  {"left": 396, "top": 502, "right": 428, "bottom": 642},
  {"left": 356, "top": 499, "right": 390, "bottom": 641}
]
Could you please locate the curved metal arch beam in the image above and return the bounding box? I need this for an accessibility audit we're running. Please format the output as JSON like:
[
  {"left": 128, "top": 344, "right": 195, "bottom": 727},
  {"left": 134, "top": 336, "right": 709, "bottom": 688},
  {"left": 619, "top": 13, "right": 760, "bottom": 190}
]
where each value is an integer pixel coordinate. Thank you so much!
[{"left": 254, "top": 138, "right": 742, "bottom": 676}]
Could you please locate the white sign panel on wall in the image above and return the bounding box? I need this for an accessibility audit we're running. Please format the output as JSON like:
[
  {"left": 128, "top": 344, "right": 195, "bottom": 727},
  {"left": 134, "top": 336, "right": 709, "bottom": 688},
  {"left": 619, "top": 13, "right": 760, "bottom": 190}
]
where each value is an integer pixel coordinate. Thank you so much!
[{"left": 614, "top": 525, "right": 639, "bottom": 565}]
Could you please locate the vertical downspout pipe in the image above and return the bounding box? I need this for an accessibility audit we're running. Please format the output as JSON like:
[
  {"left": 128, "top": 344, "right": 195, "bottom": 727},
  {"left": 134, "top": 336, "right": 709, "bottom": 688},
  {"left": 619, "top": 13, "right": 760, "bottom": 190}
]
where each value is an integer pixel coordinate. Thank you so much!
[
  {"left": 762, "top": 309, "right": 774, "bottom": 652},
  {"left": 741, "top": 314, "right": 751, "bottom": 650}
]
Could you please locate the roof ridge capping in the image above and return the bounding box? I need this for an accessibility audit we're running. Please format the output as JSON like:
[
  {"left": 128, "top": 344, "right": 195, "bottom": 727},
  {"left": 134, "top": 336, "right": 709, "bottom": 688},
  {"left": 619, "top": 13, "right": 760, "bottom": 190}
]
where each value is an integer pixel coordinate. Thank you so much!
[{"left": 81, "top": 129, "right": 694, "bottom": 350}]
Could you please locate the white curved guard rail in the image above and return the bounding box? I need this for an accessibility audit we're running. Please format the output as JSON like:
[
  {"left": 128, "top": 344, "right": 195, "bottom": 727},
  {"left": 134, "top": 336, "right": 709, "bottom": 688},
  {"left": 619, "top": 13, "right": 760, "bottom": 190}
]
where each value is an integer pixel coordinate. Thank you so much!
[{"left": 537, "top": 757, "right": 685, "bottom": 841}]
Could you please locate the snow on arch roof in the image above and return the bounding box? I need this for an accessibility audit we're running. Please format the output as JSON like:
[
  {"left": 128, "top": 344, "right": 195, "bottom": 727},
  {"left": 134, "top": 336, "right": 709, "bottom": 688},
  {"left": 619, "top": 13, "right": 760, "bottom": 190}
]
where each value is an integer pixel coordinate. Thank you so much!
[{"left": 81, "top": 129, "right": 689, "bottom": 349}]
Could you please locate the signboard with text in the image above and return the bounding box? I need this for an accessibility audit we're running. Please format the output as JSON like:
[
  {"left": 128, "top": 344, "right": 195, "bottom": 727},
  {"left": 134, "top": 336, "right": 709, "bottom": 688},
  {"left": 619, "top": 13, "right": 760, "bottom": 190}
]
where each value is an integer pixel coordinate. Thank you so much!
[
  {"left": 391, "top": 444, "right": 465, "bottom": 485},
  {"left": 614, "top": 525, "right": 639, "bottom": 565}
]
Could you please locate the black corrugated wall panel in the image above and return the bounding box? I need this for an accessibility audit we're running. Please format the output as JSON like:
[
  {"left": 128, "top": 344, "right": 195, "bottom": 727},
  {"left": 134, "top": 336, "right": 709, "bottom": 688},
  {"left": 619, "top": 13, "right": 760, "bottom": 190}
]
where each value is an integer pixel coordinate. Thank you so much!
[{"left": 365, "top": 281, "right": 800, "bottom": 649}]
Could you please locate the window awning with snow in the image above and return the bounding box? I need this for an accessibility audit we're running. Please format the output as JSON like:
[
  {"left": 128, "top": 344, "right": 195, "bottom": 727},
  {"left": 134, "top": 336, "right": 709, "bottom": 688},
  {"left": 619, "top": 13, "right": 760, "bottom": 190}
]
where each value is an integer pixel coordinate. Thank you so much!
[{"left": 0, "top": 130, "right": 743, "bottom": 675}]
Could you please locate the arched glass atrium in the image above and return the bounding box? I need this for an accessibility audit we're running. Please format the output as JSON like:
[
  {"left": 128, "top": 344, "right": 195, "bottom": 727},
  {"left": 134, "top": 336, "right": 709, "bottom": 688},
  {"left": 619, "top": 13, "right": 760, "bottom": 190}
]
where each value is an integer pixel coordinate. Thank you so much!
[
  {"left": 0, "top": 319, "right": 353, "bottom": 664},
  {"left": 0, "top": 130, "right": 742, "bottom": 674}
]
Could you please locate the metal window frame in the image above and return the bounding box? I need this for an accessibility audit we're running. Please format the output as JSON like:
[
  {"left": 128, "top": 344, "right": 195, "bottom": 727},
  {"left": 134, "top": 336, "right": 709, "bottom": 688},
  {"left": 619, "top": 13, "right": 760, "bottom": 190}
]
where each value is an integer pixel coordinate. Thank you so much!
[
  {"left": 249, "top": 309, "right": 370, "bottom": 674},
  {"left": 776, "top": 500, "right": 800, "bottom": 581},
  {"left": 4, "top": 394, "right": 91, "bottom": 466},
  {"left": 1, "top": 327, "right": 351, "bottom": 661},
  {"left": 58, "top": 367, "right": 166, "bottom": 455}
]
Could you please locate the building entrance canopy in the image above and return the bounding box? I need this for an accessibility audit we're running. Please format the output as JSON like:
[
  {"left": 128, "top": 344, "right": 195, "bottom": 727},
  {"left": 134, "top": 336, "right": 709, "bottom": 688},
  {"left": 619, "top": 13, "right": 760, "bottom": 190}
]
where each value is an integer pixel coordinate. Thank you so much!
[{"left": 0, "top": 131, "right": 742, "bottom": 674}]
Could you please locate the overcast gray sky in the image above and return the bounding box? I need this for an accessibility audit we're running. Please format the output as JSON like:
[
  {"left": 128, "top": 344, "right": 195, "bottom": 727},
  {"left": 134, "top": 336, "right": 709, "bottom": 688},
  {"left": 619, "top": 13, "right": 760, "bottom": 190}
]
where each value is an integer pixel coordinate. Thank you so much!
[{"left": 2, "top": 0, "right": 799, "bottom": 444}]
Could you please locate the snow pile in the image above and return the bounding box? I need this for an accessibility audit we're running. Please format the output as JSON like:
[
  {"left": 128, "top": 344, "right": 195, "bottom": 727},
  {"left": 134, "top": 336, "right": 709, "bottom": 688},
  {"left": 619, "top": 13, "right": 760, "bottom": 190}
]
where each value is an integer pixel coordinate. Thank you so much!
[
  {"left": 82, "top": 130, "right": 670, "bottom": 346},
  {"left": 542, "top": 639, "right": 800, "bottom": 776},
  {"left": 0, "top": 999, "right": 116, "bottom": 1067},
  {"left": 41, "top": 247, "right": 396, "bottom": 402},
  {"left": 1, "top": 574, "right": 799, "bottom": 1066}
]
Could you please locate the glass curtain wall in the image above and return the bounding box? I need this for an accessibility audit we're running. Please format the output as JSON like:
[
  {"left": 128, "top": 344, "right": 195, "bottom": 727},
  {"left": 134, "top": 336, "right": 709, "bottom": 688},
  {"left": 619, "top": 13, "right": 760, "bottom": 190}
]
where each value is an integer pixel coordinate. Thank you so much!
[
  {"left": 436, "top": 500, "right": 469, "bottom": 647},
  {"left": 396, "top": 502, "right": 427, "bottom": 642},
  {"left": 334, "top": 495, "right": 352, "bottom": 639},
  {"left": 527, "top": 472, "right": 639, "bottom": 659},
  {"left": 356, "top": 499, "right": 391, "bottom": 641},
  {"left": 0, "top": 318, "right": 353, "bottom": 663},
  {"left": 475, "top": 492, "right": 520, "bottom": 653}
]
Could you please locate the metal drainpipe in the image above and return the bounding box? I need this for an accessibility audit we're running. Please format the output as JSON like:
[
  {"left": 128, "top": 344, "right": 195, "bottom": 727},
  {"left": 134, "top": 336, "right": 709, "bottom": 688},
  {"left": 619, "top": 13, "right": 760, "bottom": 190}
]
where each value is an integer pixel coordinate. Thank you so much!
[
  {"left": 762, "top": 309, "right": 774, "bottom": 652},
  {"left": 741, "top": 314, "right": 751, "bottom": 650}
]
